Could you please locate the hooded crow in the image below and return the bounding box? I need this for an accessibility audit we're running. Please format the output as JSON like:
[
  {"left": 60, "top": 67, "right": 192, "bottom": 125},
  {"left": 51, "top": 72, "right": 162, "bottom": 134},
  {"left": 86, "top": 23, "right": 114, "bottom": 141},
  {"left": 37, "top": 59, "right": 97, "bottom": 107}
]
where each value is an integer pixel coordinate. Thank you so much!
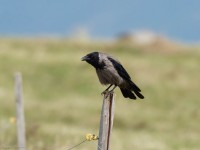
[{"left": 81, "top": 52, "right": 144, "bottom": 100}]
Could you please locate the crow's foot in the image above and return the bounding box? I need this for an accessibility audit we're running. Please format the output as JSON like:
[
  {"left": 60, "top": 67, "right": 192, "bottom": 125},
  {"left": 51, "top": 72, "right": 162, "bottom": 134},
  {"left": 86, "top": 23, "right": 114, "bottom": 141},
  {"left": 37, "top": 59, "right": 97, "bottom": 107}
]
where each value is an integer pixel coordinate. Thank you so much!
[
  {"left": 101, "top": 90, "right": 114, "bottom": 99},
  {"left": 101, "top": 90, "right": 109, "bottom": 96}
]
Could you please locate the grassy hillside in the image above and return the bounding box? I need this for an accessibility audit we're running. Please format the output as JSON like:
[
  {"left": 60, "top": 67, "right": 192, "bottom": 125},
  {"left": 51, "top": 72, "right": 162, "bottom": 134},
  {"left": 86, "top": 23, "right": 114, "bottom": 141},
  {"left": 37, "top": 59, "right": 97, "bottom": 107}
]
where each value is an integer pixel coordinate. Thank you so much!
[{"left": 0, "top": 38, "right": 200, "bottom": 150}]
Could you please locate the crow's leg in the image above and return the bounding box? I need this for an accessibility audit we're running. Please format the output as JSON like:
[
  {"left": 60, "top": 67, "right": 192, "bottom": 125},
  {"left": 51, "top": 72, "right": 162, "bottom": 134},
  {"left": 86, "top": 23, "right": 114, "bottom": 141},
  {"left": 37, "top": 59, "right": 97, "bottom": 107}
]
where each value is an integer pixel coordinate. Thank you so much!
[
  {"left": 101, "top": 84, "right": 113, "bottom": 95},
  {"left": 105, "top": 84, "right": 113, "bottom": 91},
  {"left": 109, "top": 85, "right": 117, "bottom": 93},
  {"left": 102, "top": 85, "right": 117, "bottom": 98}
]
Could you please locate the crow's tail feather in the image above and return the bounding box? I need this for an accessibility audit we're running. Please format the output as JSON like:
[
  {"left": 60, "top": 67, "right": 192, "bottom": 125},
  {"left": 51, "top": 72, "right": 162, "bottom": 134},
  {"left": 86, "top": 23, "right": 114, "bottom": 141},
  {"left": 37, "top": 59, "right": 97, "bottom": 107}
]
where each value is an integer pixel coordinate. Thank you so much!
[
  {"left": 133, "top": 89, "right": 144, "bottom": 99},
  {"left": 130, "top": 81, "right": 141, "bottom": 92},
  {"left": 129, "top": 81, "right": 144, "bottom": 99},
  {"left": 120, "top": 88, "right": 136, "bottom": 100}
]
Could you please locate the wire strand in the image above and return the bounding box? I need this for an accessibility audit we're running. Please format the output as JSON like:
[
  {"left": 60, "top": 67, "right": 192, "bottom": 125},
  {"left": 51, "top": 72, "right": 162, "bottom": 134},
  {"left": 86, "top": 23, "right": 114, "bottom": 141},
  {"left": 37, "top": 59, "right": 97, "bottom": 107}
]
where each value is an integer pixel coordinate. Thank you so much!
[
  {"left": 0, "top": 134, "right": 98, "bottom": 150},
  {"left": 0, "top": 145, "right": 25, "bottom": 149},
  {"left": 65, "top": 139, "right": 87, "bottom": 150}
]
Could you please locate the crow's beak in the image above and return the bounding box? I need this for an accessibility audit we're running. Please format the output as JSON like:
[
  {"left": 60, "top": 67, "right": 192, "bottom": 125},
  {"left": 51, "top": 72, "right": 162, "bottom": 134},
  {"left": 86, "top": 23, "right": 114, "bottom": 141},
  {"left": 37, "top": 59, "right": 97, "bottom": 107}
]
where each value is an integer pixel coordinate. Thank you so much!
[{"left": 81, "top": 55, "right": 89, "bottom": 61}]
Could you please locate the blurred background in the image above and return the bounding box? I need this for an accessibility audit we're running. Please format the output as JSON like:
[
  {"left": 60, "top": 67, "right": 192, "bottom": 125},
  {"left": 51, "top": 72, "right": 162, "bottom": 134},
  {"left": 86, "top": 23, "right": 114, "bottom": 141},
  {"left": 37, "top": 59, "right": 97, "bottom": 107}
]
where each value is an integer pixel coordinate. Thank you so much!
[{"left": 0, "top": 0, "right": 200, "bottom": 150}]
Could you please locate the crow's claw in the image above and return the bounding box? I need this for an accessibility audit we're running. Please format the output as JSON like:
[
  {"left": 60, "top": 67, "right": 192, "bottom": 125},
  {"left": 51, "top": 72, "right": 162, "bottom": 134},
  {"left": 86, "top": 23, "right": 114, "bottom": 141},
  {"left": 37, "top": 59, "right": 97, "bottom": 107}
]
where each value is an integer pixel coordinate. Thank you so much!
[
  {"left": 101, "top": 90, "right": 114, "bottom": 99},
  {"left": 101, "top": 90, "right": 108, "bottom": 96}
]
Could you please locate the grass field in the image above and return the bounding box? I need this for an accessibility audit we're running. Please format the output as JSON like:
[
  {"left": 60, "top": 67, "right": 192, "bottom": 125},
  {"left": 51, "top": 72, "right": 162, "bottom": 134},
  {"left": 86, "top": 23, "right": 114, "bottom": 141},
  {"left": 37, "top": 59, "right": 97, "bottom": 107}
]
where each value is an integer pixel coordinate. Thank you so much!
[{"left": 0, "top": 38, "right": 200, "bottom": 150}]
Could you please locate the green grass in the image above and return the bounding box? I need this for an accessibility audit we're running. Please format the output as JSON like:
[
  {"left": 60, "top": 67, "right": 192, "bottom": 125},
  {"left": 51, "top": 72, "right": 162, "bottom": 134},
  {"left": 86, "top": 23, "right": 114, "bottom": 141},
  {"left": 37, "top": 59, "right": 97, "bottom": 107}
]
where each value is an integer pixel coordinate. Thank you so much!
[{"left": 0, "top": 38, "right": 200, "bottom": 150}]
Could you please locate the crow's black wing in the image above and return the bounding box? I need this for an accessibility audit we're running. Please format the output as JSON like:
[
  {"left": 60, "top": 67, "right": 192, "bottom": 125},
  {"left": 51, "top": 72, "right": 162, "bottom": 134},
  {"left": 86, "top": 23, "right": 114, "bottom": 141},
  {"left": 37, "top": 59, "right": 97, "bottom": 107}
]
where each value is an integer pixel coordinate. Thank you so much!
[
  {"left": 108, "top": 57, "right": 131, "bottom": 81},
  {"left": 108, "top": 56, "right": 142, "bottom": 92}
]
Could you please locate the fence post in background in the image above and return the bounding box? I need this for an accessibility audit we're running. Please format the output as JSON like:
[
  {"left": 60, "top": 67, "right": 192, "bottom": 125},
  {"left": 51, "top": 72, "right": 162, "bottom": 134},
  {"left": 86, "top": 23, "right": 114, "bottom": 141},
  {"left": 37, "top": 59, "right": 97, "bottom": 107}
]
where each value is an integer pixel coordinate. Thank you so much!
[
  {"left": 98, "top": 92, "right": 115, "bottom": 150},
  {"left": 14, "top": 72, "right": 26, "bottom": 150}
]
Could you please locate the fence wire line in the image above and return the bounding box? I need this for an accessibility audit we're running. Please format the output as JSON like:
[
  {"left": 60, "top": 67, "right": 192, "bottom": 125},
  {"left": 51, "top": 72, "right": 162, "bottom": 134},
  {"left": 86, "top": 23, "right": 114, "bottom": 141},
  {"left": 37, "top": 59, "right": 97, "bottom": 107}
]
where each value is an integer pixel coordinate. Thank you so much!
[
  {"left": 95, "top": 142, "right": 103, "bottom": 150},
  {"left": 0, "top": 140, "right": 102, "bottom": 150},
  {"left": 0, "top": 134, "right": 99, "bottom": 150},
  {"left": 66, "top": 140, "right": 103, "bottom": 150},
  {"left": 0, "top": 145, "right": 25, "bottom": 149},
  {"left": 65, "top": 139, "right": 87, "bottom": 150}
]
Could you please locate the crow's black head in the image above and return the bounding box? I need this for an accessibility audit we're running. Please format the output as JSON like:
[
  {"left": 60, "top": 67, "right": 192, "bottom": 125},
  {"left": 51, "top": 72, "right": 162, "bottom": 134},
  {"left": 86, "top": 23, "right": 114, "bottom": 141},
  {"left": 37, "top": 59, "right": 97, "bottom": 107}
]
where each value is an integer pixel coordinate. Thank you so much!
[{"left": 81, "top": 52, "right": 105, "bottom": 69}]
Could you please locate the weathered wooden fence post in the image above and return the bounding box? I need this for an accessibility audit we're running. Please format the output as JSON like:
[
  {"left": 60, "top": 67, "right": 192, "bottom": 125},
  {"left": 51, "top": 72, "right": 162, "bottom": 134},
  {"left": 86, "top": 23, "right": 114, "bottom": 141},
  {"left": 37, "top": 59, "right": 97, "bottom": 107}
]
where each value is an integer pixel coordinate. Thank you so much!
[
  {"left": 14, "top": 72, "right": 26, "bottom": 150},
  {"left": 98, "top": 92, "right": 115, "bottom": 150}
]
